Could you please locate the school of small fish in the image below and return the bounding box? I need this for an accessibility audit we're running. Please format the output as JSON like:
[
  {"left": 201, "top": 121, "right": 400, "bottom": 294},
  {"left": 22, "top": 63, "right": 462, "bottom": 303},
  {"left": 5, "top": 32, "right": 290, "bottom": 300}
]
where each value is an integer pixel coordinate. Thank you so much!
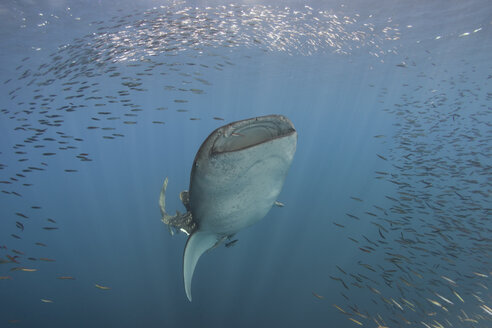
[{"left": 0, "top": 2, "right": 490, "bottom": 327}]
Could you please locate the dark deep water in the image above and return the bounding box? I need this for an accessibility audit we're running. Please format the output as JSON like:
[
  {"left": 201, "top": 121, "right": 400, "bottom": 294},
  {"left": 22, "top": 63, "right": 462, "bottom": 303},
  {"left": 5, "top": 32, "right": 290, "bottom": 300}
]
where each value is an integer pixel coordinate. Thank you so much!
[{"left": 0, "top": 0, "right": 491, "bottom": 327}]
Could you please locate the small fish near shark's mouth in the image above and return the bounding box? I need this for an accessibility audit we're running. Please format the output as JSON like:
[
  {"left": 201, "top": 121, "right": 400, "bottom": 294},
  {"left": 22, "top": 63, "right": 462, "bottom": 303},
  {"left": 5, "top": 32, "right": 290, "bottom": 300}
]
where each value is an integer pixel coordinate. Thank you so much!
[{"left": 207, "top": 115, "right": 297, "bottom": 155}]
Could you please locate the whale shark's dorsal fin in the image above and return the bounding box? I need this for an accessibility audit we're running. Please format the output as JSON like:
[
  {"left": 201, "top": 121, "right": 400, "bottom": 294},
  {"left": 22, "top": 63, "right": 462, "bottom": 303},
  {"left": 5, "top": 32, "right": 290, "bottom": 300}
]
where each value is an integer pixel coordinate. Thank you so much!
[{"left": 183, "top": 231, "right": 222, "bottom": 302}]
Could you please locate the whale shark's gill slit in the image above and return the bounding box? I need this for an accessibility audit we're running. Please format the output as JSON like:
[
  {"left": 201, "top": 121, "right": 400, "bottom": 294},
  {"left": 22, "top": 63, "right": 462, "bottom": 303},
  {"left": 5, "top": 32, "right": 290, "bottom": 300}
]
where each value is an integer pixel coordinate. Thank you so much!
[{"left": 183, "top": 231, "right": 221, "bottom": 302}]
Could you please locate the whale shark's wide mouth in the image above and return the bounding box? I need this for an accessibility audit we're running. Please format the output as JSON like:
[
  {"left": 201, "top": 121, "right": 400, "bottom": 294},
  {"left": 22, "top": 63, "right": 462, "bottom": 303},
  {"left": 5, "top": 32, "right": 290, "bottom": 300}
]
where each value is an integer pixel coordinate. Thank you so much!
[{"left": 211, "top": 115, "right": 296, "bottom": 154}]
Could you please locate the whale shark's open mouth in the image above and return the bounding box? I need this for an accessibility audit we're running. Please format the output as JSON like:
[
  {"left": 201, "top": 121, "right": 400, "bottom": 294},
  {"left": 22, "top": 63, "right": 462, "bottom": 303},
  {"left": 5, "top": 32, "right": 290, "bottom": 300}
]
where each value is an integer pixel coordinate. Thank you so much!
[{"left": 211, "top": 115, "right": 296, "bottom": 154}]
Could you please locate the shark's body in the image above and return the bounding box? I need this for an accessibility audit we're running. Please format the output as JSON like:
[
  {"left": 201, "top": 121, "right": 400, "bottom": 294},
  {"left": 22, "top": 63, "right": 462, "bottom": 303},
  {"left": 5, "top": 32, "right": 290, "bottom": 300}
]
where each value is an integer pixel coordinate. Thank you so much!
[{"left": 160, "top": 115, "right": 297, "bottom": 301}]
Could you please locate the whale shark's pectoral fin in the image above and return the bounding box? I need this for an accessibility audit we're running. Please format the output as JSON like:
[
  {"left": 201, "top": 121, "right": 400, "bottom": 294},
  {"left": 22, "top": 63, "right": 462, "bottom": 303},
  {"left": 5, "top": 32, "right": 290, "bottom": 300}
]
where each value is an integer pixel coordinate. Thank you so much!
[
  {"left": 159, "top": 178, "right": 197, "bottom": 236},
  {"left": 159, "top": 177, "right": 177, "bottom": 235},
  {"left": 183, "top": 231, "right": 223, "bottom": 302},
  {"left": 159, "top": 177, "right": 168, "bottom": 218}
]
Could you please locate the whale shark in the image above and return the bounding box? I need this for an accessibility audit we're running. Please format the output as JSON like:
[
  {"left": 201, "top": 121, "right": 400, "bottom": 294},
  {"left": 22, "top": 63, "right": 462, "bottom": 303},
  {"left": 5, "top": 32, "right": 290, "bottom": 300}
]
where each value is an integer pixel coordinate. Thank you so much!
[{"left": 159, "top": 114, "right": 297, "bottom": 301}]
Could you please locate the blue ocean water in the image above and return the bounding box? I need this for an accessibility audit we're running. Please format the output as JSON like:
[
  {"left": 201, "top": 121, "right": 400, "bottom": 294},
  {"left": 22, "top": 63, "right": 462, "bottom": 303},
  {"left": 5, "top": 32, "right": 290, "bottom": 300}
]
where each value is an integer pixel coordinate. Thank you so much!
[{"left": 0, "top": 0, "right": 491, "bottom": 327}]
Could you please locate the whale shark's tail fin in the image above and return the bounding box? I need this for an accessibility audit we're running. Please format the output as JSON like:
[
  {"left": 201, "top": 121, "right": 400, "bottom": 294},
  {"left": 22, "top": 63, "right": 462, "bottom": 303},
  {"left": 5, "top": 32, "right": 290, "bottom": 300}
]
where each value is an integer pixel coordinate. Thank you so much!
[{"left": 183, "top": 231, "right": 223, "bottom": 302}]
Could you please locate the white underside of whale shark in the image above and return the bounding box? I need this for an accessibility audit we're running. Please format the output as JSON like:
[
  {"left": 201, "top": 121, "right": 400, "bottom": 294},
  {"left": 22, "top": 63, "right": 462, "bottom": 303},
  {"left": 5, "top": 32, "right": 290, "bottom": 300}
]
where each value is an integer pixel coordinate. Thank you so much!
[{"left": 160, "top": 115, "right": 297, "bottom": 301}]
